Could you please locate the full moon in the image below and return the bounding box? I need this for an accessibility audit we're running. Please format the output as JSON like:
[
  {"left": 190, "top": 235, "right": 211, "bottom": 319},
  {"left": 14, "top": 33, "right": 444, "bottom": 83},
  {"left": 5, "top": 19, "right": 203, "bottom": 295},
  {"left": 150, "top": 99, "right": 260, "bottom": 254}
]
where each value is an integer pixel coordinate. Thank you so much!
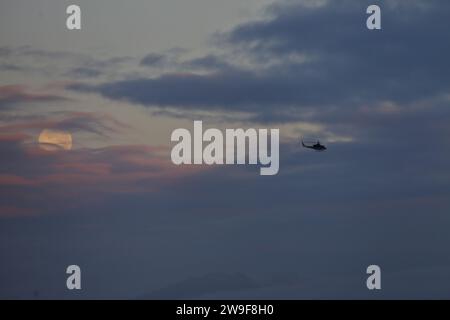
[{"left": 38, "top": 129, "right": 73, "bottom": 151}]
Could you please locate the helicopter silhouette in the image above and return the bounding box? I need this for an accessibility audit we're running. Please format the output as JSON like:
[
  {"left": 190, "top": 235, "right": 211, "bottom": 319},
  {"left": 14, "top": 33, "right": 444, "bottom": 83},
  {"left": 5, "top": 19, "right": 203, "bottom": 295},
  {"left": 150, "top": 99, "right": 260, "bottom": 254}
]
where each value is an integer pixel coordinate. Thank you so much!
[{"left": 301, "top": 139, "right": 327, "bottom": 151}]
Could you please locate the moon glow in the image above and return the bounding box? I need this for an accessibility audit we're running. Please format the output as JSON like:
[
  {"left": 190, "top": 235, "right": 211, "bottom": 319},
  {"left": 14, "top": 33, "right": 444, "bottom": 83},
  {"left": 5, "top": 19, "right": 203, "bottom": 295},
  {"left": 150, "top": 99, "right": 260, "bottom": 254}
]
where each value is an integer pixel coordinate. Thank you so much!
[{"left": 38, "top": 129, "right": 73, "bottom": 151}]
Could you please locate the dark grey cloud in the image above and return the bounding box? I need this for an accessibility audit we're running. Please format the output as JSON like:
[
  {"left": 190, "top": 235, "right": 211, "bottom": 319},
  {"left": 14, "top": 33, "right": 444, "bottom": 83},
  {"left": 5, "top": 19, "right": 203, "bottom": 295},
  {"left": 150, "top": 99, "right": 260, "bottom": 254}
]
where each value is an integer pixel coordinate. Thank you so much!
[
  {"left": 185, "top": 54, "right": 233, "bottom": 71},
  {"left": 224, "top": 0, "right": 450, "bottom": 104},
  {"left": 69, "top": 69, "right": 307, "bottom": 111},
  {"left": 140, "top": 53, "right": 167, "bottom": 67},
  {"left": 68, "top": 0, "right": 450, "bottom": 122},
  {"left": 139, "top": 49, "right": 189, "bottom": 69}
]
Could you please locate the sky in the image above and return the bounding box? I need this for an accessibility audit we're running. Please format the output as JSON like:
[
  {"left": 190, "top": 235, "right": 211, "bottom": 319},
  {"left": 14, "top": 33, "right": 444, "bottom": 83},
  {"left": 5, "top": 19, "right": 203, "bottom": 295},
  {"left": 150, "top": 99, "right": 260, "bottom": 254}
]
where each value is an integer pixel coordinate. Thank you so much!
[{"left": 1, "top": 0, "right": 450, "bottom": 299}]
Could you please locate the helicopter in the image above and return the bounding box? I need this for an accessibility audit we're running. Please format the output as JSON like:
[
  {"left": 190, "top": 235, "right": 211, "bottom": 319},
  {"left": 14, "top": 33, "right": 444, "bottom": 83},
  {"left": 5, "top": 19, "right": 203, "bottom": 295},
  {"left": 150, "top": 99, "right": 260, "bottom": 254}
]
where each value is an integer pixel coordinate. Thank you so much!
[{"left": 301, "top": 139, "right": 327, "bottom": 151}]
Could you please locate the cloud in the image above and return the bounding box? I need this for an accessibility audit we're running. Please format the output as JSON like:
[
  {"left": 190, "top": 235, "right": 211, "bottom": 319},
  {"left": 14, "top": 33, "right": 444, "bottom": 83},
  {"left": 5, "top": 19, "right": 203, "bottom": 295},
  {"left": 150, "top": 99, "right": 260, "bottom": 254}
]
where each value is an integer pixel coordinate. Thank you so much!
[
  {"left": 68, "top": 0, "right": 450, "bottom": 124},
  {"left": 0, "top": 85, "right": 68, "bottom": 109},
  {"left": 0, "top": 206, "right": 36, "bottom": 218},
  {"left": 2, "top": 0, "right": 450, "bottom": 299},
  {"left": 140, "top": 53, "right": 167, "bottom": 67},
  {"left": 0, "top": 111, "right": 206, "bottom": 218},
  {"left": 68, "top": 70, "right": 304, "bottom": 110},
  {"left": 0, "top": 46, "right": 133, "bottom": 78},
  {"left": 0, "top": 130, "right": 202, "bottom": 218},
  {"left": 184, "top": 54, "right": 233, "bottom": 71},
  {"left": 66, "top": 67, "right": 102, "bottom": 78},
  {"left": 139, "top": 47, "right": 190, "bottom": 68},
  {"left": 0, "top": 111, "right": 130, "bottom": 137},
  {"left": 1, "top": 110, "right": 450, "bottom": 298},
  {"left": 0, "top": 47, "right": 13, "bottom": 57},
  {"left": 0, "top": 63, "right": 25, "bottom": 72},
  {"left": 223, "top": 0, "right": 450, "bottom": 104}
]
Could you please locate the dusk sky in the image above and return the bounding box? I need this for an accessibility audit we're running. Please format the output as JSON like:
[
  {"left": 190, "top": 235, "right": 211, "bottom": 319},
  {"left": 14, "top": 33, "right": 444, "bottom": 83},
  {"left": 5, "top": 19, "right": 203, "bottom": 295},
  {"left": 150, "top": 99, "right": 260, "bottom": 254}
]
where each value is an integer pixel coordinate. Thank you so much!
[{"left": 1, "top": 0, "right": 450, "bottom": 299}]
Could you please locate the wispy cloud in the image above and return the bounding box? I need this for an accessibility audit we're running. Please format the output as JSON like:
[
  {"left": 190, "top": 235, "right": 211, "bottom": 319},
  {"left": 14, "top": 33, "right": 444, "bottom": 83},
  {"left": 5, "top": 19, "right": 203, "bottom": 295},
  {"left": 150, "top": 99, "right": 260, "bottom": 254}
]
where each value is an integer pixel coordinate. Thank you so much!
[{"left": 0, "top": 85, "right": 68, "bottom": 109}]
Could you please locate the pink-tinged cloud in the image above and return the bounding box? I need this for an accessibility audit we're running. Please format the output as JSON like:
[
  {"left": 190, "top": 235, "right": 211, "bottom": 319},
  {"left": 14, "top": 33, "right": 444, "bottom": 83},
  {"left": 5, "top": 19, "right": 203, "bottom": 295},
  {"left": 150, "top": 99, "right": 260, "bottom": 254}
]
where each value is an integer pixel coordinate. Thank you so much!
[
  {"left": 0, "top": 128, "right": 207, "bottom": 217},
  {"left": 0, "top": 206, "right": 37, "bottom": 218},
  {"left": 52, "top": 162, "right": 113, "bottom": 175},
  {"left": 0, "top": 174, "right": 35, "bottom": 186},
  {"left": 0, "top": 132, "right": 30, "bottom": 142}
]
